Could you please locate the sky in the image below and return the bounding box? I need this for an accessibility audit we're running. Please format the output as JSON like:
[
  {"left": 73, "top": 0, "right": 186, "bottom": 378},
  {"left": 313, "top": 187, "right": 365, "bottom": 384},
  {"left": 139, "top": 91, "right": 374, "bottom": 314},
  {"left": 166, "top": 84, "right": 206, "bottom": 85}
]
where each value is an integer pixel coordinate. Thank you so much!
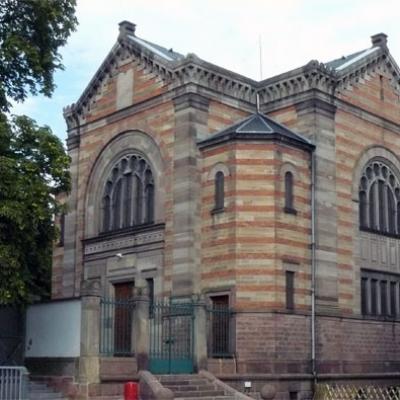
[{"left": 11, "top": 0, "right": 400, "bottom": 144}]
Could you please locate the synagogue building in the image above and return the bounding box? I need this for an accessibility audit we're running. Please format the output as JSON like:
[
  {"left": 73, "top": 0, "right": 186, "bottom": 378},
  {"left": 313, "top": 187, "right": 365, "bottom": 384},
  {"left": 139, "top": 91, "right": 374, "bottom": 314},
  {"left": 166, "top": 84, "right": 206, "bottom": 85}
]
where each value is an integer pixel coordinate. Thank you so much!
[{"left": 30, "top": 22, "right": 400, "bottom": 399}]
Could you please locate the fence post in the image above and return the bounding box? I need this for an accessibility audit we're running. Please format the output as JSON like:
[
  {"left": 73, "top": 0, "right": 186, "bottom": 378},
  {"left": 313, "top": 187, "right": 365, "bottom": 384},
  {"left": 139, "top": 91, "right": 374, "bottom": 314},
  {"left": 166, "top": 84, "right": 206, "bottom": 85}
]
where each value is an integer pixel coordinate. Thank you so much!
[
  {"left": 133, "top": 286, "right": 150, "bottom": 371},
  {"left": 79, "top": 279, "right": 101, "bottom": 384},
  {"left": 193, "top": 294, "right": 208, "bottom": 371}
]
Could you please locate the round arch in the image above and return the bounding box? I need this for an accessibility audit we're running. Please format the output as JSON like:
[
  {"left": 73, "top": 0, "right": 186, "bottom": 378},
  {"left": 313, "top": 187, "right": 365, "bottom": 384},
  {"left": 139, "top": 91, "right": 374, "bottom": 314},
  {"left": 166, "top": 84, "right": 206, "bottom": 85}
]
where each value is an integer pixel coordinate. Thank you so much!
[
  {"left": 85, "top": 130, "right": 165, "bottom": 237},
  {"left": 352, "top": 146, "right": 400, "bottom": 201}
]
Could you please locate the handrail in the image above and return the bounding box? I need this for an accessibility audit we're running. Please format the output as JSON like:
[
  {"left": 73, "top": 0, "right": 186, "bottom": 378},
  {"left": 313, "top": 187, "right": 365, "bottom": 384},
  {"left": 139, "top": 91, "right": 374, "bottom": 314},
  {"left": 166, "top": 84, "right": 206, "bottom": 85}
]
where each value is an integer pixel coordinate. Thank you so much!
[{"left": 0, "top": 366, "right": 29, "bottom": 400}]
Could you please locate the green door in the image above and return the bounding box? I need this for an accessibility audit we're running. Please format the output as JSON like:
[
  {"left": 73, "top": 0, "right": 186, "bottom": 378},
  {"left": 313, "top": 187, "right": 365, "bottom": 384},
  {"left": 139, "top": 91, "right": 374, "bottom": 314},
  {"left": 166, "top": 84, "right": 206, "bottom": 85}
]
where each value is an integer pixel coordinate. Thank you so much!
[{"left": 149, "top": 300, "right": 194, "bottom": 374}]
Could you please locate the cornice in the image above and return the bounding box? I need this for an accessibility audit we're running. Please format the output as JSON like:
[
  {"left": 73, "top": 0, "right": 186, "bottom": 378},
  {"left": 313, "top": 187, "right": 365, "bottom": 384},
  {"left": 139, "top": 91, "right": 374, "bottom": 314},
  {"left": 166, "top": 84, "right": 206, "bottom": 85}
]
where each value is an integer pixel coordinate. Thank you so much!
[
  {"left": 257, "top": 61, "right": 337, "bottom": 103},
  {"left": 173, "top": 92, "right": 210, "bottom": 112},
  {"left": 334, "top": 49, "right": 400, "bottom": 96},
  {"left": 198, "top": 131, "right": 315, "bottom": 153},
  {"left": 63, "top": 34, "right": 400, "bottom": 133}
]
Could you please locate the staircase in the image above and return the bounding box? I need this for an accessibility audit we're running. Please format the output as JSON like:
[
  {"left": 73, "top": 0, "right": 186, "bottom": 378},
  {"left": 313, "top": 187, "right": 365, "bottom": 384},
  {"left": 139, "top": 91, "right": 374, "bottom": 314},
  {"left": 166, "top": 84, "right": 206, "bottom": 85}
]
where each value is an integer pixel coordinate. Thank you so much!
[
  {"left": 158, "top": 374, "right": 236, "bottom": 400},
  {"left": 29, "top": 381, "right": 68, "bottom": 400}
]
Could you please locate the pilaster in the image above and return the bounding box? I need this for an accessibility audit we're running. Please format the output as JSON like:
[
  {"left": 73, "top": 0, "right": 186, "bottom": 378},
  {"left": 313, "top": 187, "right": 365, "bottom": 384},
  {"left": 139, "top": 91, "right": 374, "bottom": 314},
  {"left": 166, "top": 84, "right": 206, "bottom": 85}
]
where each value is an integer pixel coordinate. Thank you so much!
[
  {"left": 60, "top": 128, "right": 80, "bottom": 298},
  {"left": 296, "top": 94, "right": 339, "bottom": 313},
  {"left": 172, "top": 93, "right": 210, "bottom": 297},
  {"left": 79, "top": 279, "right": 101, "bottom": 384},
  {"left": 133, "top": 287, "right": 150, "bottom": 371},
  {"left": 193, "top": 295, "right": 208, "bottom": 371}
]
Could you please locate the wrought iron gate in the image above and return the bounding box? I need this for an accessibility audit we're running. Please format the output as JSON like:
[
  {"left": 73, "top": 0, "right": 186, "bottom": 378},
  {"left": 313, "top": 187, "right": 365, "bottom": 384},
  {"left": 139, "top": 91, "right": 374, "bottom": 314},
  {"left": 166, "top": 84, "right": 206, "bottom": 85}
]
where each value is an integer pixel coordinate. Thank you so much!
[
  {"left": 100, "top": 296, "right": 135, "bottom": 356},
  {"left": 149, "top": 300, "right": 194, "bottom": 374}
]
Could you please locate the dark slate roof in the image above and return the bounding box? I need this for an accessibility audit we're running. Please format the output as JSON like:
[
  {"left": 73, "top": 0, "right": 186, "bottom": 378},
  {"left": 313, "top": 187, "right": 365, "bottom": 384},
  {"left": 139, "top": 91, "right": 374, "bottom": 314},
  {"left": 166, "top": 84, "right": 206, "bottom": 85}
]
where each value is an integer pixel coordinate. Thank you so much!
[
  {"left": 198, "top": 113, "right": 314, "bottom": 151},
  {"left": 325, "top": 46, "right": 380, "bottom": 71},
  {"left": 142, "top": 38, "right": 184, "bottom": 61},
  {"left": 127, "top": 34, "right": 184, "bottom": 61},
  {"left": 326, "top": 49, "right": 366, "bottom": 70}
]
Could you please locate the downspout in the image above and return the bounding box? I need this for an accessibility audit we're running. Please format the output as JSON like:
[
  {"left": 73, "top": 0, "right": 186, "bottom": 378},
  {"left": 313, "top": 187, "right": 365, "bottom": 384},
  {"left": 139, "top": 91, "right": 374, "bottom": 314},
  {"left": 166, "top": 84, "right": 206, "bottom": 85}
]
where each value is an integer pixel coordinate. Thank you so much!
[
  {"left": 310, "top": 147, "right": 317, "bottom": 386},
  {"left": 71, "top": 113, "right": 81, "bottom": 298}
]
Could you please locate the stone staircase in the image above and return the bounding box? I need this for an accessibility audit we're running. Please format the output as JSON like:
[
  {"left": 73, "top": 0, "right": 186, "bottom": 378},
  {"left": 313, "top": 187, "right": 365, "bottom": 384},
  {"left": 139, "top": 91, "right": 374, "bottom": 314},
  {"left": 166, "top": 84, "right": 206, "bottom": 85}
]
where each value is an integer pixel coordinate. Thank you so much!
[
  {"left": 29, "top": 381, "right": 68, "bottom": 400},
  {"left": 158, "top": 374, "right": 236, "bottom": 400}
]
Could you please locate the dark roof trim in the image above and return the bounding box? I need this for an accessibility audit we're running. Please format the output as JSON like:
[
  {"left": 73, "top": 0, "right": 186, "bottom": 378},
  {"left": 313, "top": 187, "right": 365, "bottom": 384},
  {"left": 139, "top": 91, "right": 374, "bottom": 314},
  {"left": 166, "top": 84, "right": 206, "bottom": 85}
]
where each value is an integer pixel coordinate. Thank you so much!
[{"left": 198, "top": 131, "right": 315, "bottom": 152}]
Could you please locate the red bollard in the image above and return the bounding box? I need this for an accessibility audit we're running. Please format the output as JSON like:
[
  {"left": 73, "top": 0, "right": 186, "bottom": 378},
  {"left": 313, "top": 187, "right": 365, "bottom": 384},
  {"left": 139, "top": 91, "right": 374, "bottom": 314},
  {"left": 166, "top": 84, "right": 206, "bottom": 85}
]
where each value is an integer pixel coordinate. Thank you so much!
[{"left": 124, "top": 381, "right": 138, "bottom": 400}]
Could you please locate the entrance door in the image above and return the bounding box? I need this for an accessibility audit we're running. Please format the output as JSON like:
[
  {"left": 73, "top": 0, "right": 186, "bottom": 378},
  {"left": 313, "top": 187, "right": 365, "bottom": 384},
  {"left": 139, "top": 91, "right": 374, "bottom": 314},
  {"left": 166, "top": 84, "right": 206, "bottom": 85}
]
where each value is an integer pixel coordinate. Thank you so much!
[
  {"left": 114, "top": 282, "right": 134, "bottom": 356},
  {"left": 149, "top": 300, "right": 194, "bottom": 374}
]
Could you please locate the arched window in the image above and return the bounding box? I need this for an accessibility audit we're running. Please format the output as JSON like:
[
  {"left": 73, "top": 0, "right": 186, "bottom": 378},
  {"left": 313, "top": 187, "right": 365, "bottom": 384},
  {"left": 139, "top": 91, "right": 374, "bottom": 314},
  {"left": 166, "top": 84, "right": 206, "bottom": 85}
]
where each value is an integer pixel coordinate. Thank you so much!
[
  {"left": 102, "top": 154, "right": 154, "bottom": 232},
  {"left": 214, "top": 171, "right": 225, "bottom": 211},
  {"left": 359, "top": 160, "right": 400, "bottom": 236},
  {"left": 284, "top": 171, "right": 296, "bottom": 214}
]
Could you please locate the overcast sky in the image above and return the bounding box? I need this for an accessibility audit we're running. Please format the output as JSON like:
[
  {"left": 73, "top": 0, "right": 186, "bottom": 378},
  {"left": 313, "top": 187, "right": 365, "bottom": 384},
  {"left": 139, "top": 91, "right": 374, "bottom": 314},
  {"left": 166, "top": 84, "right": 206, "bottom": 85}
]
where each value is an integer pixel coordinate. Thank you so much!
[{"left": 11, "top": 0, "right": 400, "bottom": 144}]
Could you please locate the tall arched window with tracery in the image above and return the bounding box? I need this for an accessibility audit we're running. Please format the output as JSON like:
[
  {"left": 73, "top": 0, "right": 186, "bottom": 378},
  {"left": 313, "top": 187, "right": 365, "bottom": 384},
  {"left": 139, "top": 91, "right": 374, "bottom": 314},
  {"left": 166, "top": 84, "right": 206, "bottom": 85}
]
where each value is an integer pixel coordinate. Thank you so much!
[
  {"left": 102, "top": 154, "right": 154, "bottom": 232},
  {"left": 359, "top": 160, "right": 400, "bottom": 236}
]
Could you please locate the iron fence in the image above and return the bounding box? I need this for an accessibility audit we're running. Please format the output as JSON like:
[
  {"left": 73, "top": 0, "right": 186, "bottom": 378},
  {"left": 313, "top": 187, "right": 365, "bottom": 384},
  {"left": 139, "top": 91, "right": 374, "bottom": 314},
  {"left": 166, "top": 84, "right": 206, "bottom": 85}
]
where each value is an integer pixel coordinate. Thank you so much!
[
  {"left": 0, "top": 367, "right": 29, "bottom": 400},
  {"left": 207, "top": 305, "right": 234, "bottom": 358},
  {"left": 314, "top": 384, "right": 400, "bottom": 400},
  {"left": 100, "top": 296, "right": 135, "bottom": 356}
]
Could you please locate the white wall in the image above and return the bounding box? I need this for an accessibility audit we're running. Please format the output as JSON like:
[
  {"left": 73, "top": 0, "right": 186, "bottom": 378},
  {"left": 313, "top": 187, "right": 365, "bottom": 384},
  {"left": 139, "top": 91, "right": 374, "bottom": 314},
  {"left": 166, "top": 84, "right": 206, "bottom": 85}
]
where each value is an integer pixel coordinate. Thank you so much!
[{"left": 25, "top": 300, "right": 81, "bottom": 357}]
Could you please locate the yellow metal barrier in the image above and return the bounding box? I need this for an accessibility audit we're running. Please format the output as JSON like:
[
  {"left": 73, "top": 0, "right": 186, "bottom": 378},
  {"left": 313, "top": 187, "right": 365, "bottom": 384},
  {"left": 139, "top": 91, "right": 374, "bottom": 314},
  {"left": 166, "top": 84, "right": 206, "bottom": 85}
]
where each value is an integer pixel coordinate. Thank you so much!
[{"left": 314, "top": 384, "right": 400, "bottom": 400}]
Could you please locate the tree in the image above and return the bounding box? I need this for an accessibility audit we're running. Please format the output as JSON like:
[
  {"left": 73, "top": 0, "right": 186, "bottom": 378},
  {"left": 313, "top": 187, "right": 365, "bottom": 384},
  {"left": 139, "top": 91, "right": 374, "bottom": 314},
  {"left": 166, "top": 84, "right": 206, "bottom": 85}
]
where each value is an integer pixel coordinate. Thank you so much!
[
  {"left": 0, "top": 0, "right": 77, "bottom": 111},
  {"left": 0, "top": 115, "right": 71, "bottom": 303},
  {"left": 0, "top": 0, "right": 77, "bottom": 304}
]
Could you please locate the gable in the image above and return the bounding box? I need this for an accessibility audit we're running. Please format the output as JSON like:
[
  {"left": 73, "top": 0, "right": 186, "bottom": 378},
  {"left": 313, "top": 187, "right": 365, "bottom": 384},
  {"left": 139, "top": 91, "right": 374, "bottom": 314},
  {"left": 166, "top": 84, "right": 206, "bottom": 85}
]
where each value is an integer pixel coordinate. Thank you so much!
[
  {"left": 64, "top": 24, "right": 400, "bottom": 135},
  {"left": 64, "top": 47, "right": 170, "bottom": 128},
  {"left": 337, "top": 62, "right": 400, "bottom": 125}
]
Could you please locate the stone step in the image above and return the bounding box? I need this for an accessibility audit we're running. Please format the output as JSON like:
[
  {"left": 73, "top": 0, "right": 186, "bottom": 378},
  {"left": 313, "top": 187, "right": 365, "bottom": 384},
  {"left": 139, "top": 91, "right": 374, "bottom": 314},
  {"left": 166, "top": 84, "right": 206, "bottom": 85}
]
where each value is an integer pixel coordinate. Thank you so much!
[
  {"left": 29, "top": 394, "right": 66, "bottom": 400},
  {"left": 172, "top": 389, "right": 227, "bottom": 398},
  {"left": 163, "top": 384, "right": 217, "bottom": 391},
  {"left": 29, "top": 387, "right": 58, "bottom": 393},
  {"left": 160, "top": 378, "right": 210, "bottom": 385},
  {"left": 29, "top": 381, "right": 66, "bottom": 400},
  {"left": 177, "top": 397, "right": 235, "bottom": 400},
  {"left": 157, "top": 374, "right": 195, "bottom": 380},
  {"left": 29, "top": 382, "right": 49, "bottom": 388},
  {"left": 89, "top": 397, "right": 123, "bottom": 400}
]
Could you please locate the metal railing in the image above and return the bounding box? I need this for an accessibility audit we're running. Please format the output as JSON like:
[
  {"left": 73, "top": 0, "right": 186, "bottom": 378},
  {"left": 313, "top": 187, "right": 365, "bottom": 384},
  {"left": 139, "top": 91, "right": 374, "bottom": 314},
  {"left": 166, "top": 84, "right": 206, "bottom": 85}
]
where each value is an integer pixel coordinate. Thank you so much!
[
  {"left": 149, "top": 299, "right": 194, "bottom": 374},
  {"left": 314, "top": 384, "right": 400, "bottom": 400},
  {"left": 100, "top": 296, "right": 135, "bottom": 357},
  {"left": 0, "top": 367, "right": 29, "bottom": 400},
  {"left": 207, "top": 305, "right": 234, "bottom": 358}
]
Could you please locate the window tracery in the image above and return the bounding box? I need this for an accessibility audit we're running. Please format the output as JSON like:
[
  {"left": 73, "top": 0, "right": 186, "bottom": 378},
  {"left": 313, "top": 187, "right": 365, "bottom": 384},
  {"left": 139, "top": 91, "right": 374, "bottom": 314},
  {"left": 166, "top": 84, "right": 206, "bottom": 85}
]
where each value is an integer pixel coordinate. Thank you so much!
[
  {"left": 102, "top": 154, "right": 154, "bottom": 232},
  {"left": 359, "top": 160, "right": 400, "bottom": 236}
]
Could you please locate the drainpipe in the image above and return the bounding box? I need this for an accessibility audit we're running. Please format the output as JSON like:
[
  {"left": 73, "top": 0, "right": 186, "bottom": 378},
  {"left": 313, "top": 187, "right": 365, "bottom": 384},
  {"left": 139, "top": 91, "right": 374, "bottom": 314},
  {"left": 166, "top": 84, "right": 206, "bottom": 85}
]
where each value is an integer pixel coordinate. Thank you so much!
[{"left": 310, "top": 148, "right": 317, "bottom": 386}]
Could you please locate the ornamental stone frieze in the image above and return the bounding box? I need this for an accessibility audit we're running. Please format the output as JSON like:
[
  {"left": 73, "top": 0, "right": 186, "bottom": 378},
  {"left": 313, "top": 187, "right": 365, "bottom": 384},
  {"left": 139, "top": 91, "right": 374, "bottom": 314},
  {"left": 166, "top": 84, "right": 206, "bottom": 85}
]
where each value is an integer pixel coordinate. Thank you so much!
[{"left": 83, "top": 223, "right": 165, "bottom": 259}]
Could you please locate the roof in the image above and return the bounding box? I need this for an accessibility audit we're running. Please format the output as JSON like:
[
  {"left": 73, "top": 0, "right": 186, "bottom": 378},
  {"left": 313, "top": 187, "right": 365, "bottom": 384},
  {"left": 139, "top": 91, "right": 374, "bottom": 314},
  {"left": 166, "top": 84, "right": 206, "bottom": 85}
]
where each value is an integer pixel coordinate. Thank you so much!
[
  {"left": 64, "top": 25, "right": 398, "bottom": 130},
  {"left": 198, "top": 113, "right": 314, "bottom": 151},
  {"left": 325, "top": 47, "right": 380, "bottom": 71},
  {"left": 127, "top": 35, "right": 184, "bottom": 62}
]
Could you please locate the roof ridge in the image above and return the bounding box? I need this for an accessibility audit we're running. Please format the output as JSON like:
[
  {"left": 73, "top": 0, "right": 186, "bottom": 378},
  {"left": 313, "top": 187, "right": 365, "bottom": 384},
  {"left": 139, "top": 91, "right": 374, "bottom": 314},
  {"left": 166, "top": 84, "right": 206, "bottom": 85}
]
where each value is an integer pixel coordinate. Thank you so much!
[{"left": 236, "top": 114, "right": 273, "bottom": 134}]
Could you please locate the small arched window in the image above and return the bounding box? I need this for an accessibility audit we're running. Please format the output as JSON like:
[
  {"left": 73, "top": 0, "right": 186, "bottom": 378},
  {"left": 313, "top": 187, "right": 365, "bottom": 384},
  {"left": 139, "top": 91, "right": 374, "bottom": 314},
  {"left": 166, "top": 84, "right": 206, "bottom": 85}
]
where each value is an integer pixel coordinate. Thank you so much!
[
  {"left": 214, "top": 171, "right": 225, "bottom": 211},
  {"left": 102, "top": 154, "right": 154, "bottom": 232},
  {"left": 284, "top": 171, "right": 296, "bottom": 214},
  {"left": 359, "top": 160, "right": 400, "bottom": 236}
]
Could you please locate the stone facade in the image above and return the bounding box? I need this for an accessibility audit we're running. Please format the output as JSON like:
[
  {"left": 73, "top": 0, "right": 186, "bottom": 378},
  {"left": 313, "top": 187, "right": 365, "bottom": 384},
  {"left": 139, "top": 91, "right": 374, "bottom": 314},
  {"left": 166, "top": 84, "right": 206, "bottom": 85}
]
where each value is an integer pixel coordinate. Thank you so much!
[{"left": 49, "top": 22, "right": 400, "bottom": 399}]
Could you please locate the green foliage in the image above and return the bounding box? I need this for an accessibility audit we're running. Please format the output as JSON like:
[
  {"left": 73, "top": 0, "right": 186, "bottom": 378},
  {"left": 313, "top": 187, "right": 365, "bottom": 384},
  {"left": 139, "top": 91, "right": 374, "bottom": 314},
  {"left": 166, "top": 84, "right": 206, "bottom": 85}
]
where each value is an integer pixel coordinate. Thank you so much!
[
  {"left": 0, "top": 114, "right": 71, "bottom": 304},
  {"left": 0, "top": 0, "right": 78, "bottom": 111},
  {"left": 0, "top": 0, "right": 76, "bottom": 304}
]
